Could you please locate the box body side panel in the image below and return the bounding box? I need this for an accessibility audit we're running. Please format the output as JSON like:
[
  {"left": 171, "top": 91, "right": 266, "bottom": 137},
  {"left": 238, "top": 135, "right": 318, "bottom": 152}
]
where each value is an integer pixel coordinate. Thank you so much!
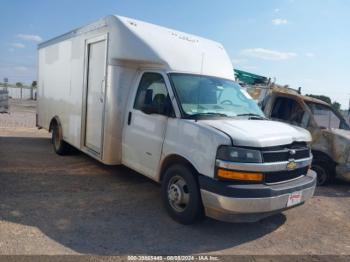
[{"left": 37, "top": 27, "right": 109, "bottom": 150}]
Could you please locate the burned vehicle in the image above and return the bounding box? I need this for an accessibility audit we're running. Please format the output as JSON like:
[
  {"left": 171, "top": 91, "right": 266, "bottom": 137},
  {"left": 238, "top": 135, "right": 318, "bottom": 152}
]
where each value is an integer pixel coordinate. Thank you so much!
[{"left": 235, "top": 69, "right": 350, "bottom": 185}]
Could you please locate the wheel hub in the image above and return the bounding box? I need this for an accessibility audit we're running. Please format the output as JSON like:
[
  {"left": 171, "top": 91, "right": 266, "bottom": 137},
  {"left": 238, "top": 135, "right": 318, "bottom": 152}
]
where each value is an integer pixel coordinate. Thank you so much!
[
  {"left": 168, "top": 184, "right": 182, "bottom": 204},
  {"left": 167, "top": 175, "right": 190, "bottom": 212}
]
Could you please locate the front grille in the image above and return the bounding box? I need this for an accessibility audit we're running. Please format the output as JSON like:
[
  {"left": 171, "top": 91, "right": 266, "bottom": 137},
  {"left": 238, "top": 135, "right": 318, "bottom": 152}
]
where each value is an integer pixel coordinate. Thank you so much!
[
  {"left": 262, "top": 144, "right": 310, "bottom": 163},
  {"left": 264, "top": 166, "right": 308, "bottom": 184}
]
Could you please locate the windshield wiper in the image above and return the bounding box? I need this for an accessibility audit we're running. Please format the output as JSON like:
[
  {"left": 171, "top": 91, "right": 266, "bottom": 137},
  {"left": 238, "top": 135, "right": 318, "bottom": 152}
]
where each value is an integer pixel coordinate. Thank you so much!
[
  {"left": 236, "top": 113, "right": 267, "bottom": 120},
  {"left": 187, "top": 112, "right": 229, "bottom": 119}
]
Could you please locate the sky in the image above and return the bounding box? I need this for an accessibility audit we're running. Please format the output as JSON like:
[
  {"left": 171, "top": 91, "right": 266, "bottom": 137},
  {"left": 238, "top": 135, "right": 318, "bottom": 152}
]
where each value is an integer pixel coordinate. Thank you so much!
[{"left": 1, "top": 0, "right": 349, "bottom": 109}]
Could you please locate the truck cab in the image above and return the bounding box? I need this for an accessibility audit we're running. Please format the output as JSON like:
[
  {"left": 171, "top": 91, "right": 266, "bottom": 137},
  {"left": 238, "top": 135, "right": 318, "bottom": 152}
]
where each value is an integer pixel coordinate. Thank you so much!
[{"left": 121, "top": 71, "right": 317, "bottom": 224}]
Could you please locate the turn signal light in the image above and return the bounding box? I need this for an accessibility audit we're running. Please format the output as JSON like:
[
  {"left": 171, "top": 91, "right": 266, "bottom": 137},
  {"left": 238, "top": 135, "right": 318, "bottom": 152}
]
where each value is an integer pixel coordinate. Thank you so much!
[{"left": 217, "top": 168, "right": 263, "bottom": 182}]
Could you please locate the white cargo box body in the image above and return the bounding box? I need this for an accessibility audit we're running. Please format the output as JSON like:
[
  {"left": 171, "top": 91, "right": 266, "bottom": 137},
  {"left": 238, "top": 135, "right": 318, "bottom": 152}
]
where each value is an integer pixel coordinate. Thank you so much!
[{"left": 37, "top": 15, "right": 234, "bottom": 164}]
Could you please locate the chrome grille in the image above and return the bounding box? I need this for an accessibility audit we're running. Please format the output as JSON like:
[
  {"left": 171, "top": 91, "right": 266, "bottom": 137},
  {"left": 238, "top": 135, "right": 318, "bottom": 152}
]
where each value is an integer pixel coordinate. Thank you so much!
[
  {"left": 264, "top": 167, "right": 309, "bottom": 184},
  {"left": 262, "top": 144, "right": 310, "bottom": 163}
]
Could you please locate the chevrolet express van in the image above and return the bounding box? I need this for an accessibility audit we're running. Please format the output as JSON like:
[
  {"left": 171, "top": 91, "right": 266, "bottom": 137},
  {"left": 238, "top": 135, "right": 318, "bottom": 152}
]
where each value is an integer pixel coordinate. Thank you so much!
[{"left": 37, "top": 15, "right": 316, "bottom": 224}]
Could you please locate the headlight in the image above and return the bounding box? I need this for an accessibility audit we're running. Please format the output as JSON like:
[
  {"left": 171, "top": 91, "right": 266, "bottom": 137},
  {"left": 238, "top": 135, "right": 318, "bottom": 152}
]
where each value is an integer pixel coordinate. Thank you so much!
[{"left": 216, "top": 146, "right": 262, "bottom": 163}]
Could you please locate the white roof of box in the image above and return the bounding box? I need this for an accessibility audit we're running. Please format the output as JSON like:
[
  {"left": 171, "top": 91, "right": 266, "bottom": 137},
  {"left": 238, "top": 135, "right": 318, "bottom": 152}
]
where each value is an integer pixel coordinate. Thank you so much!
[{"left": 39, "top": 15, "right": 234, "bottom": 80}]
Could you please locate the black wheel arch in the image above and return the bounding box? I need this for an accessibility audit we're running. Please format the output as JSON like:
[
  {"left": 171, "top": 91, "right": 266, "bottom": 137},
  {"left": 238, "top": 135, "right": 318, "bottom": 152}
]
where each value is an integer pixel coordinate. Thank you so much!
[
  {"left": 312, "top": 150, "right": 336, "bottom": 166},
  {"left": 312, "top": 149, "right": 337, "bottom": 176},
  {"left": 159, "top": 154, "right": 200, "bottom": 182},
  {"left": 312, "top": 150, "right": 337, "bottom": 185},
  {"left": 49, "top": 116, "right": 62, "bottom": 133}
]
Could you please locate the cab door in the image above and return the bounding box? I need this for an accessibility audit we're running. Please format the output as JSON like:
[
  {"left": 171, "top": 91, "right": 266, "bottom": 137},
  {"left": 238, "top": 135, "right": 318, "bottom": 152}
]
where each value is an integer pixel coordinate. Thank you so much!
[{"left": 122, "top": 72, "right": 173, "bottom": 179}]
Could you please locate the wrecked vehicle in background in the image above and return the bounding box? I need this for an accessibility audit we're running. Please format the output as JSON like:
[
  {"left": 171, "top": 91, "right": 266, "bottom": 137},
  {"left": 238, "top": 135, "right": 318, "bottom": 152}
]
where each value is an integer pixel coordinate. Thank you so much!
[{"left": 235, "top": 69, "right": 350, "bottom": 186}]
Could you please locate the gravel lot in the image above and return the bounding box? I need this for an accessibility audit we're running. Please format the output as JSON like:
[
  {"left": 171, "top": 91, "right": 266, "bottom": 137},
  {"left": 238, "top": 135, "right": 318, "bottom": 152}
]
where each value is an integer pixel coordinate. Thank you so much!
[{"left": 0, "top": 99, "right": 350, "bottom": 256}]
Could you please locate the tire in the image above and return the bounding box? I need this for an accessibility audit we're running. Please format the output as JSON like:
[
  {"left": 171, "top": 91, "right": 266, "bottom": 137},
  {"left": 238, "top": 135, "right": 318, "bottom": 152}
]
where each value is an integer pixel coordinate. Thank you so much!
[
  {"left": 312, "top": 159, "right": 334, "bottom": 186},
  {"left": 52, "top": 123, "right": 70, "bottom": 155},
  {"left": 161, "top": 164, "right": 204, "bottom": 225}
]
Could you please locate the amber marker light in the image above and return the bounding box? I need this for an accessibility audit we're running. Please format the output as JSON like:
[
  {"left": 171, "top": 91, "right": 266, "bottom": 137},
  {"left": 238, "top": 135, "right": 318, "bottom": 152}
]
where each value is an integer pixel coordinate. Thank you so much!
[{"left": 217, "top": 168, "right": 263, "bottom": 182}]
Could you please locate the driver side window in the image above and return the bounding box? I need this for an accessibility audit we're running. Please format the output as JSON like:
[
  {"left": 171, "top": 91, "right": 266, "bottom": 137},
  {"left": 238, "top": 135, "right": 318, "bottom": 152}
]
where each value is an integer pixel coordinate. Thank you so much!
[
  {"left": 271, "top": 97, "right": 309, "bottom": 127},
  {"left": 134, "top": 73, "right": 172, "bottom": 116}
]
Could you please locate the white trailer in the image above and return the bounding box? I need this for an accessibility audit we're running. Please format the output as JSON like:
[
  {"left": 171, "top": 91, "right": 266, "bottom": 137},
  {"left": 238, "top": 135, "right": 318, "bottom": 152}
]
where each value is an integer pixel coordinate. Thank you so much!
[{"left": 38, "top": 15, "right": 316, "bottom": 224}]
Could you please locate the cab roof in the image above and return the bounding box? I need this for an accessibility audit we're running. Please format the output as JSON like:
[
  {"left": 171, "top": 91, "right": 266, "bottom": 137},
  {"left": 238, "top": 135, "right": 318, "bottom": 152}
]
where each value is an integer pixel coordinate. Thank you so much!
[{"left": 271, "top": 87, "right": 331, "bottom": 107}]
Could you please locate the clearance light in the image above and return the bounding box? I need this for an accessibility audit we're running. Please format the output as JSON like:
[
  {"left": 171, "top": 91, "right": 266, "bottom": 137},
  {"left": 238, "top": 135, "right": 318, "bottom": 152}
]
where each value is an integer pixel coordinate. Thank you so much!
[{"left": 217, "top": 169, "right": 263, "bottom": 182}]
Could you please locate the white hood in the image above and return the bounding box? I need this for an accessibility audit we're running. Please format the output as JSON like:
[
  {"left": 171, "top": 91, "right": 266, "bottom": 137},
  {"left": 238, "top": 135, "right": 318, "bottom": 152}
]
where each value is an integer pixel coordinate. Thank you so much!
[{"left": 200, "top": 119, "right": 312, "bottom": 148}]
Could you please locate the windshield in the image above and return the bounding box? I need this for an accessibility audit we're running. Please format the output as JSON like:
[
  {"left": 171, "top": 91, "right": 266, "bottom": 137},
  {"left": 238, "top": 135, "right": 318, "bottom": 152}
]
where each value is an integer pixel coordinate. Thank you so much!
[
  {"left": 306, "top": 102, "right": 350, "bottom": 130},
  {"left": 169, "top": 73, "right": 265, "bottom": 118}
]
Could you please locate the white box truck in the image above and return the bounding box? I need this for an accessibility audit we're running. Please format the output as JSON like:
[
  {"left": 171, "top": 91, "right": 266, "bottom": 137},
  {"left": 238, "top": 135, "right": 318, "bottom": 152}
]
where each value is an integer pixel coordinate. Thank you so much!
[{"left": 37, "top": 15, "right": 316, "bottom": 224}]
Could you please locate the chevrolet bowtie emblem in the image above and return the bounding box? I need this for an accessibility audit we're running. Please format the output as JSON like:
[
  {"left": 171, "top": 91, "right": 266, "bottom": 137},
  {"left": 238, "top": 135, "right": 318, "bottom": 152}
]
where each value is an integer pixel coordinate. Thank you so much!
[{"left": 287, "top": 161, "right": 297, "bottom": 171}]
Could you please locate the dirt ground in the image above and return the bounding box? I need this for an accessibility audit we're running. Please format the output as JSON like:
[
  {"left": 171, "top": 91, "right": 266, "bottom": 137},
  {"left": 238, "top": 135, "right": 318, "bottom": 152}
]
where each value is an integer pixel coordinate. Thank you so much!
[{"left": 0, "top": 99, "right": 350, "bottom": 256}]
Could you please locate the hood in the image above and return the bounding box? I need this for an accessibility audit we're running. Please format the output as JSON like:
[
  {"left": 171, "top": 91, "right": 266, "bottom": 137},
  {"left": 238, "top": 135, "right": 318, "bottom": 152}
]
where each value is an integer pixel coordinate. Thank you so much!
[
  {"left": 199, "top": 119, "right": 312, "bottom": 148},
  {"left": 328, "top": 128, "right": 350, "bottom": 141}
]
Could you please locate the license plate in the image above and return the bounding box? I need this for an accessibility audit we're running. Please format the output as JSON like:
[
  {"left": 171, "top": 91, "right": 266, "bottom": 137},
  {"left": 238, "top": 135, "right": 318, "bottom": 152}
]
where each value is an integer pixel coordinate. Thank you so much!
[{"left": 287, "top": 191, "right": 302, "bottom": 207}]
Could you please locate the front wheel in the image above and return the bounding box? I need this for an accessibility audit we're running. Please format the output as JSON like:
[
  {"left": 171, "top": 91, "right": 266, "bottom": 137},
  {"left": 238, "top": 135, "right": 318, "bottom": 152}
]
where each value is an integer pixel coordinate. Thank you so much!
[
  {"left": 161, "top": 164, "right": 204, "bottom": 224},
  {"left": 312, "top": 161, "right": 334, "bottom": 186}
]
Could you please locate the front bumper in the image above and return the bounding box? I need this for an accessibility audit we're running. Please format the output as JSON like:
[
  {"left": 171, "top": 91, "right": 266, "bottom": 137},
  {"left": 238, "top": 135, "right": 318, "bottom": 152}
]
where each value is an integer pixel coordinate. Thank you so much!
[
  {"left": 336, "top": 163, "right": 350, "bottom": 181},
  {"left": 199, "top": 169, "right": 316, "bottom": 223}
]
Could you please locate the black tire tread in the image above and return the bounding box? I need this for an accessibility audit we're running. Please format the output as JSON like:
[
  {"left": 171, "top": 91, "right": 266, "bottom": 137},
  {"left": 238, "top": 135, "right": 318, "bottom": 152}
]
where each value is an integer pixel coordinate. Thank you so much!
[{"left": 52, "top": 124, "right": 70, "bottom": 155}]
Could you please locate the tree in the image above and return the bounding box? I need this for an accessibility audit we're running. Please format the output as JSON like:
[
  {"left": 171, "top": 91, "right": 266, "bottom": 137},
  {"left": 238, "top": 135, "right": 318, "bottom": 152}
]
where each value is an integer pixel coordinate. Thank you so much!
[
  {"left": 16, "top": 82, "right": 23, "bottom": 87},
  {"left": 306, "top": 94, "right": 331, "bottom": 104},
  {"left": 31, "top": 81, "right": 37, "bottom": 88},
  {"left": 332, "top": 102, "right": 341, "bottom": 111},
  {"left": 306, "top": 94, "right": 342, "bottom": 111}
]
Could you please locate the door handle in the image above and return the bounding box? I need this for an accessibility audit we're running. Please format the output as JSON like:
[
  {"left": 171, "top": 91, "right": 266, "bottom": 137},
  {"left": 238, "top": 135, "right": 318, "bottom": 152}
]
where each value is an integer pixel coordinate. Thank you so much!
[
  {"left": 100, "top": 79, "right": 105, "bottom": 103},
  {"left": 101, "top": 78, "right": 105, "bottom": 94},
  {"left": 127, "top": 112, "right": 132, "bottom": 125}
]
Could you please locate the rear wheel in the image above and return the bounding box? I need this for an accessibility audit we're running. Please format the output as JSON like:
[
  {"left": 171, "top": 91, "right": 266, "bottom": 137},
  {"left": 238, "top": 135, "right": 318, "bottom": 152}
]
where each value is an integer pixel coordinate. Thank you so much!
[
  {"left": 161, "top": 164, "right": 204, "bottom": 224},
  {"left": 52, "top": 123, "right": 70, "bottom": 155}
]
